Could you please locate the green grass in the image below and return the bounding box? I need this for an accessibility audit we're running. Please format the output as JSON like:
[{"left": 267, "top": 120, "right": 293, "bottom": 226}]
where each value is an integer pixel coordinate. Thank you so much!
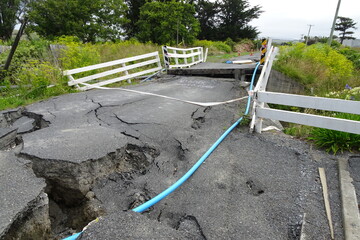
[
  {"left": 0, "top": 85, "right": 76, "bottom": 111},
  {"left": 308, "top": 113, "right": 360, "bottom": 154},
  {"left": 207, "top": 52, "right": 249, "bottom": 63},
  {"left": 274, "top": 43, "right": 359, "bottom": 95}
]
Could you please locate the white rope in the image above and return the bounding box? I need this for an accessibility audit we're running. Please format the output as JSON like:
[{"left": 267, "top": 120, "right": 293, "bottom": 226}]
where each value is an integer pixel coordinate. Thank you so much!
[{"left": 81, "top": 82, "right": 248, "bottom": 107}]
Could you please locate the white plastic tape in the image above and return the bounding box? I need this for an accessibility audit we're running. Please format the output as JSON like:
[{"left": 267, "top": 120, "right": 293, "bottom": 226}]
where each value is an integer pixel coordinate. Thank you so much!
[{"left": 81, "top": 83, "right": 248, "bottom": 107}]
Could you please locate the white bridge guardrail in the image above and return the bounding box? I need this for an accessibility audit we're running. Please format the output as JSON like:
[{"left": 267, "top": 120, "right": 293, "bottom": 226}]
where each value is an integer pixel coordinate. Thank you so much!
[
  {"left": 64, "top": 51, "right": 162, "bottom": 91},
  {"left": 250, "top": 46, "right": 360, "bottom": 135},
  {"left": 162, "top": 46, "right": 207, "bottom": 69}
]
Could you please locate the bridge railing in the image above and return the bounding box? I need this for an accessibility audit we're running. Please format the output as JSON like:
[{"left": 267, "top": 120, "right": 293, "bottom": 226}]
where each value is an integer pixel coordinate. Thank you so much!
[
  {"left": 64, "top": 51, "right": 162, "bottom": 91},
  {"left": 250, "top": 46, "right": 360, "bottom": 135},
  {"left": 162, "top": 46, "right": 205, "bottom": 69}
]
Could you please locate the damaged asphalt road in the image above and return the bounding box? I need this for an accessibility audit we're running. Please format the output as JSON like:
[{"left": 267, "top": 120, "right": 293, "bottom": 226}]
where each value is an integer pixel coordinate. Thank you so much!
[{"left": 0, "top": 75, "right": 345, "bottom": 239}]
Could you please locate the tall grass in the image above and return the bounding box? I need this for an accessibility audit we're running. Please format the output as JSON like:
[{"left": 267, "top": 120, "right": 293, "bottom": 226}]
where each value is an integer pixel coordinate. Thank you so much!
[{"left": 274, "top": 43, "right": 358, "bottom": 95}]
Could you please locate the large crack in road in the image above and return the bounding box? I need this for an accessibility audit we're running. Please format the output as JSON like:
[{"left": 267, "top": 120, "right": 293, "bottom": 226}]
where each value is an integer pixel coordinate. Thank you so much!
[{"left": 0, "top": 75, "right": 346, "bottom": 239}]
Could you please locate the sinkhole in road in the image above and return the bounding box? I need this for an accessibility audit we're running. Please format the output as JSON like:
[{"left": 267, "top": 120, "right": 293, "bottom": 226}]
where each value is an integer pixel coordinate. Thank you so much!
[{"left": 18, "top": 143, "right": 160, "bottom": 239}]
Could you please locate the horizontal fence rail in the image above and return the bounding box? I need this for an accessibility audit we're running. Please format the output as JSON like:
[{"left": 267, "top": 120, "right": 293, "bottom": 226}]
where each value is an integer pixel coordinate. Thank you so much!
[
  {"left": 64, "top": 51, "right": 162, "bottom": 90},
  {"left": 256, "top": 105, "right": 360, "bottom": 135},
  {"left": 257, "top": 91, "right": 360, "bottom": 115},
  {"left": 162, "top": 46, "right": 205, "bottom": 69}
]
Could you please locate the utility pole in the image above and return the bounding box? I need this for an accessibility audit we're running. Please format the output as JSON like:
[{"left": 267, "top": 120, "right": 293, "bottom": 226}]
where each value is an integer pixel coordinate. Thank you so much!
[
  {"left": 328, "top": 0, "right": 341, "bottom": 45},
  {"left": 3, "top": 18, "right": 28, "bottom": 74},
  {"left": 305, "top": 24, "right": 314, "bottom": 45}
]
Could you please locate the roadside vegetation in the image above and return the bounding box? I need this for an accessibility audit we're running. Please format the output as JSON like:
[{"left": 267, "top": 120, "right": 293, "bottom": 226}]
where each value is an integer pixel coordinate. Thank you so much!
[{"left": 274, "top": 42, "right": 360, "bottom": 154}]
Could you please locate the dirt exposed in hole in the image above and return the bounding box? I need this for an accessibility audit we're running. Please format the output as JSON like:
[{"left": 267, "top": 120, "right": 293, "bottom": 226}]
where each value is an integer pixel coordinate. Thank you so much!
[
  {"left": 45, "top": 181, "right": 104, "bottom": 239},
  {"left": 10, "top": 142, "right": 160, "bottom": 239}
]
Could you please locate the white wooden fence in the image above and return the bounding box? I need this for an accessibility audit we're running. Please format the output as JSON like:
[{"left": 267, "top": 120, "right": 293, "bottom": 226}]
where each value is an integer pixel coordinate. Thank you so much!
[
  {"left": 250, "top": 46, "right": 360, "bottom": 135},
  {"left": 64, "top": 51, "right": 162, "bottom": 91},
  {"left": 162, "top": 46, "right": 206, "bottom": 69}
]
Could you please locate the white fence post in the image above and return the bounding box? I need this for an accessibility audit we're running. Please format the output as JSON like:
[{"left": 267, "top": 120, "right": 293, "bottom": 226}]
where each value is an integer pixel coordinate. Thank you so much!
[
  {"left": 204, "top": 48, "right": 208, "bottom": 62},
  {"left": 122, "top": 63, "right": 131, "bottom": 83},
  {"left": 250, "top": 46, "right": 277, "bottom": 133},
  {"left": 191, "top": 49, "right": 195, "bottom": 63},
  {"left": 183, "top": 50, "right": 188, "bottom": 65}
]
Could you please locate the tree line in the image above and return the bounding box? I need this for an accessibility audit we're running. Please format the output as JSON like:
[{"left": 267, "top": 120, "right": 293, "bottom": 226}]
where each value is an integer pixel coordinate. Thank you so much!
[{"left": 0, "top": 0, "right": 263, "bottom": 45}]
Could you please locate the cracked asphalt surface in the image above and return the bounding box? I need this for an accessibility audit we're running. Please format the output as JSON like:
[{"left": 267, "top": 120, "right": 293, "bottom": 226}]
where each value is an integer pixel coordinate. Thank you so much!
[{"left": 0, "top": 75, "right": 346, "bottom": 239}]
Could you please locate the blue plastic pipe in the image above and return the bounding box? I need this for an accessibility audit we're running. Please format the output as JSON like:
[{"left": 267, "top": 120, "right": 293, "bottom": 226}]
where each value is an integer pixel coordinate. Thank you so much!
[
  {"left": 132, "top": 62, "right": 261, "bottom": 213},
  {"left": 62, "top": 232, "right": 82, "bottom": 240},
  {"left": 62, "top": 62, "right": 261, "bottom": 239},
  {"left": 132, "top": 116, "right": 244, "bottom": 212}
]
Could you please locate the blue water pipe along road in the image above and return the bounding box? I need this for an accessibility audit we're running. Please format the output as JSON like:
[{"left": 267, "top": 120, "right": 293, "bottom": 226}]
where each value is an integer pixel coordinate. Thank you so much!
[{"left": 0, "top": 73, "right": 345, "bottom": 239}]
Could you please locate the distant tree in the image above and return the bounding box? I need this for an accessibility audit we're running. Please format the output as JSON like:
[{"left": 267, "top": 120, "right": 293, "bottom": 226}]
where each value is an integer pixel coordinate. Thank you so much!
[
  {"left": 335, "top": 16, "right": 357, "bottom": 44},
  {"left": 136, "top": 1, "right": 200, "bottom": 45},
  {"left": 194, "top": 0, "right": 262, "bottom": 41},
  {"left": 0, "top": 0, "right": 21, "bottom": 41},
  {"left": 217, "top": 0, "right": 262, "bottom": 41},
  {"left": 28, "top": 0, "right": 128, "bottom": 42},
  {"left": 124, "top": 0, "right": 146, "bottom": 38},
  {"left": 195, "top": 0, "right": 220, "bottom": 40}
]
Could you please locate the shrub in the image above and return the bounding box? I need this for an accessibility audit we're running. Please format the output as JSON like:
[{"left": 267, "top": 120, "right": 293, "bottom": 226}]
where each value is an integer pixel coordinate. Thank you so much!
[
  {"left": 308, "top": 113, "right": 360, "bottom": 154},
  {"left": 213, "top": 42, "right": 231, "bottom": 53},
  {"left": 56, "top": 37, "right": 101, "bottom": 70},
  {"left": 339, "top": 47, "right": 360, "bottom": 69},
  {"left": 225, "top": 37, "right": 236, "bottom": 51},
  {"left": 0, "top": 39, "right": 51, "bottom": 83},
  {"left": 192, "top": 40, "right": 231, "bottom": 54},
  {"left": 274, "top": 43, "right": 355, "bottom": 94}
]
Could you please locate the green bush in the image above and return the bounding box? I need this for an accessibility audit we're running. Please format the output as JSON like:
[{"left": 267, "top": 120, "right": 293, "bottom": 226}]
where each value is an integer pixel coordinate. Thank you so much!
[
  {"left": 213, "top": 42, "right": 231, "bottom": 53},
  {"left": 339, "top": 47, "right": 360, "bottom": 69},
  {"left": 0, "top": 39, "right": 51, "bottom": 82},
  {"left": 56, "top": 36, "right": 101, "bottom": 70},
  {"left": 225, "top": 37, "right": 236, "bottom": 51},
  {"left": 274, "top": 43, "right": 355, "bottom": 94},
  {"left": 308, "top": 113, "right": 360, "bottom": 154},
  {"left": 193, "top": 40, "right": 231, "bottom": 54}
]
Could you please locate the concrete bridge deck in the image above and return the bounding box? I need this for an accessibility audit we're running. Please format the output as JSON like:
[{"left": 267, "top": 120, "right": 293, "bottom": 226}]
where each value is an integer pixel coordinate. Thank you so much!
[{"left": 168, "top": 62, "right": 261, "bottom": 81}]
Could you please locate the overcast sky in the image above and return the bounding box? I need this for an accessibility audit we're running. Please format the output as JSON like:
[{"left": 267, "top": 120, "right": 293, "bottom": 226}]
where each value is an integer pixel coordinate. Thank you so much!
[{"left": 249, "top": 0, "right": 360, "bottom": 40}]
